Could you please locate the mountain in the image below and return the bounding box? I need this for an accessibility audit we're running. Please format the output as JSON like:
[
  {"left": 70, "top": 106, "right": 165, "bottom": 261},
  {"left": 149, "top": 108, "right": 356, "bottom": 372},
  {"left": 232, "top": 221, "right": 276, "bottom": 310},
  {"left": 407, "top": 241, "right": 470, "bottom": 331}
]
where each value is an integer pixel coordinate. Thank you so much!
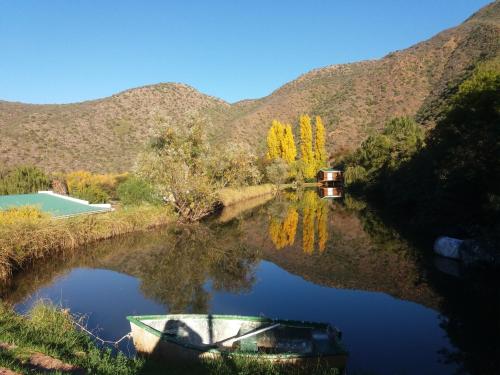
[
  {"left": 0, "top": 84, "right": 231, "bottom": 171},
  {"left": 0, "top": 1, "right": 499, "bottom": 172}
]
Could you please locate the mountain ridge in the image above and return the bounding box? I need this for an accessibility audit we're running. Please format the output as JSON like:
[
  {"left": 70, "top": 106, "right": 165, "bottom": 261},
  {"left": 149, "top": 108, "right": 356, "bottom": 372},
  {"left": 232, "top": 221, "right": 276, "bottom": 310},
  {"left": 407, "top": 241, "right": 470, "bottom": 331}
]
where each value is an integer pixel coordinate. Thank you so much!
[{"left": 0, "top": 1, "right": 498, "bottom": 172}]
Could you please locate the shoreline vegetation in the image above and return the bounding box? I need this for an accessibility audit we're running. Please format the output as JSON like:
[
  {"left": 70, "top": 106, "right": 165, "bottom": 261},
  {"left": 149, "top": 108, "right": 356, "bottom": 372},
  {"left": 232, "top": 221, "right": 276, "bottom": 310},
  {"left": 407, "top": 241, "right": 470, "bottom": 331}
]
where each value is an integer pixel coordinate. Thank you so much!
[
  {"left": 0, "top": 183, "right": 288, "bottom": 283},
  {"left": 342, "top": 58, "right": 500, "bottom": 253},
  {"left": 0, "top": 205, "right": 175, "bottom": 281}
]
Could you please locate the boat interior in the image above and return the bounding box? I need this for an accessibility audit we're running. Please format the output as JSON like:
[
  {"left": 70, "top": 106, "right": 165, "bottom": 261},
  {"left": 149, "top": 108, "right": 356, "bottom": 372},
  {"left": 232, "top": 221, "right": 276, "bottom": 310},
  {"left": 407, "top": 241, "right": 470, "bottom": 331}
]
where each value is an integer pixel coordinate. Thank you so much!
[{"left": 139, "top": 316, "right": 339, "bottom": 355}]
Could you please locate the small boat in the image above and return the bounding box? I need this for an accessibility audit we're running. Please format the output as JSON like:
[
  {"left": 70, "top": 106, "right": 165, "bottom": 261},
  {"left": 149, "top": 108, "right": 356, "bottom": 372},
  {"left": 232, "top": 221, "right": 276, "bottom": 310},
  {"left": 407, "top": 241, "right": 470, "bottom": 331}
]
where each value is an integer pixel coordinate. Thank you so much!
[{"left": 127, "top": 314, "right": 348, "bottom": 368}]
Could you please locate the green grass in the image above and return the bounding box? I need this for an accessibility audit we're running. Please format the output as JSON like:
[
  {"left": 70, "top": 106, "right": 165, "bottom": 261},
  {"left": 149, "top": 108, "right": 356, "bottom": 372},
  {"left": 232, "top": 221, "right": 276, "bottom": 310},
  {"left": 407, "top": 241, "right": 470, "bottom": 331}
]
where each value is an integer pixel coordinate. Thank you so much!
[
  {"left": 0, "top": 205, "right": 175, "bottom": 281},
  {"left": 0, "top": 302, "right": 143, "bottom": 375}
]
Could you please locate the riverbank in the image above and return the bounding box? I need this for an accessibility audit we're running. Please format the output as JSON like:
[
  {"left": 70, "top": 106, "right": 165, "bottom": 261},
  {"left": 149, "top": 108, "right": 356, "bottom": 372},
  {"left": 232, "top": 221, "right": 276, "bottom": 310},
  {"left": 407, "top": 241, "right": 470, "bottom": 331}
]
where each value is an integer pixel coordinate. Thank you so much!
[
  {"left": 0, "top": 205, "right": 174, "bottom": 281},
  {"left": 0, "top": 302, "right": 143, "bottom": 375},
  {"left": 0, "top": 303, "right": 342, "bottom": 375},
  {"left": 0, "top": 184, "right": 286, "bottom": 282}
]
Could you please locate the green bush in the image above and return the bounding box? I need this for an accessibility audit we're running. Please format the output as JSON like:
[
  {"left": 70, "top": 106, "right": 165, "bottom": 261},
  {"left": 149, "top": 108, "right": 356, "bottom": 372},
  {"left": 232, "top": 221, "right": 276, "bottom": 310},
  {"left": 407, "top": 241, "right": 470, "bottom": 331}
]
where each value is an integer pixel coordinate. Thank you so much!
[
  {"left": 136, "top": 115, "right": 222, "bottom": 222},
  {"left": 344, "top": 165, "right": 368, "bottom": 185},
  {"left": 343, "top": 116, "right": 425, "bottom": 186},
  {"left": 386, "top": 58, "right": 500, "bottom": 234},
  {"left": 265, "top": 159, "right": 290, "bottom": 185},
  {"left": 117, "top": 176, "right": 158, "bottom": 206},
  {"left": 72, "top": 184, "right": 109, "bottom": 204},
  {"left": 344, "top": 58, "right": 500, "bottom": 241},
  {"left": 0, "top": 166, "right": 51, "bottom": 195}
]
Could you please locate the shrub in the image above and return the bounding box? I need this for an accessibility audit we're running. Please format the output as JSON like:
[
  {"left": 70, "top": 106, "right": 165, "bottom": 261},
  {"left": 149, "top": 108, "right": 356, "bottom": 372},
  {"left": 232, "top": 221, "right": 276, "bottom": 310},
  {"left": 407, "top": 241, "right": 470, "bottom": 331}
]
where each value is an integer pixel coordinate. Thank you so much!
[
  {"left": 137, "top": 115, "right": 222, "bottom": 222},
  {"left": 0, "top": 166, "right": 51, "bottom": 195},
  {"left": 265, "top": 159, "right": 290, "bottom": 185},
  {"left": 65, "top": 171, "right": 116, "bottom": 203},
  {"left": 0, "top": 206, "right": 48, "bottom": 225},
  {"left": 72, "top": 184, "right": 109, "bottom": 203},
  {"left": 210, "top": 143, "right": 263, "bottom": 187},
  {"left": 343, "top": 116, "right": 425, "bottom": 186},
  {"left": 344, "top": 165, "right": 368, "bottom": 186},
  {"left": 116, "top": 176, "right": 158, "bottom": 206}
]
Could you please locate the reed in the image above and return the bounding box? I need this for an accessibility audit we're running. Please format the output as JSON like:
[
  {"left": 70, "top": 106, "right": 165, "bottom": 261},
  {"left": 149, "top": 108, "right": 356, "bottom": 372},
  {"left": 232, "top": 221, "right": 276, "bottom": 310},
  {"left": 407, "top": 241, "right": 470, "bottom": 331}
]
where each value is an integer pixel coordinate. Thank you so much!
[{"left": 0, "top": 205, "right": 174, "bottom": 281}]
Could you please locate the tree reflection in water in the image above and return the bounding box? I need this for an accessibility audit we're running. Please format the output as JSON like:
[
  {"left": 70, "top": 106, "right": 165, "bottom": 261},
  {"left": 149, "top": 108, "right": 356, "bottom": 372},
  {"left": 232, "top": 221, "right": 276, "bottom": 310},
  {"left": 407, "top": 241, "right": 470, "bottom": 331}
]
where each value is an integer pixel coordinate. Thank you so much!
[
  {"left": 268, "top": 189, "right": 330, "bottom": 254},
  {"left": 1, "top": 222, "right": 259, "bottom": 313},
  {"left": 137, "top": 224, "right": 259, "bottom": 312}
]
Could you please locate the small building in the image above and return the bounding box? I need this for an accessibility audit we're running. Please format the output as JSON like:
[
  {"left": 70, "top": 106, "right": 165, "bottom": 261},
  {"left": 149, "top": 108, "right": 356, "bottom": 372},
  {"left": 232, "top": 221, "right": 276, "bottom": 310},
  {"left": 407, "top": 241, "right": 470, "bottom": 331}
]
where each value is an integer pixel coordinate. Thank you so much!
[
  {"left": 0, "top": 191, "right": 112, "bottom": 218},
  {"left": 317, "top": 168, "right": 343, "bottom": 184},
  {"left": 318, "top": 186, "right": 343, "bottom": 199}
]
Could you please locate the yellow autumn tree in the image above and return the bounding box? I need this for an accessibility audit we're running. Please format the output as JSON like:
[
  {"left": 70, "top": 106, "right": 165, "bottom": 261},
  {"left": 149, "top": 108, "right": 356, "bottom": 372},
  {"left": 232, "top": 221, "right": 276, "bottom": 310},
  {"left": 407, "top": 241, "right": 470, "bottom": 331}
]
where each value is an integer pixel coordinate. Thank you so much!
[
  {"left": 267, "top": 120, "right": 297, "bottom": 165},
  {"left": 282, "top": 124, "right": 297, "bottom": 163},
  {"left": 266, "top": 120, "right": 281, "bottom": 160},
  {"left": 314, "top": 116, "right": 328, "bottom": 170},
  {"left": 299, "top": 115, "right": 316, "bottom": 179}
]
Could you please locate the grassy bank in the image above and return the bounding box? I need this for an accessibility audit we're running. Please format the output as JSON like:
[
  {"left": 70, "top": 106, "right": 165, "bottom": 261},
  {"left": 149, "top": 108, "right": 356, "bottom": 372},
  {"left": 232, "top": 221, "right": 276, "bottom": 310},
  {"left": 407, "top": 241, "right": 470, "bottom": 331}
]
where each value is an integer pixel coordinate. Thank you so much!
[
  {"left": 0, "top": 183, "right": 283, "bottom": 281},
  {"left": 0, "top": 303, "right": 342, "bottom": 375},
  {"left": 0, "top": 302, "right": 143, "bottom": 375},
  {"left": 0, "top": 205, "right": 174, "bottom": 281},
  {"left": 218, "top": 184, "right": 281, "bottom": 207}
]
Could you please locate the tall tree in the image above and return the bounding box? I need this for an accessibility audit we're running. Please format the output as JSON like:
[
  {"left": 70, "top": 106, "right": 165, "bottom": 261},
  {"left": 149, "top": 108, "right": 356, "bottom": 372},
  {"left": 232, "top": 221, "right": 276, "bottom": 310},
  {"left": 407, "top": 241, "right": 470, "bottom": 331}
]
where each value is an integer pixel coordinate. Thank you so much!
[
  {"left": 314, "top": 116, "right": 328, "bottom": 169},
  {"left": 282, "top": 124, "right": 297, "bottom": 163},
  {"left": 266, "top": 120, "right": 281, "bottom": 160},
  {"left": 299, "top": 114, "right": 315, "bottom": 179}
]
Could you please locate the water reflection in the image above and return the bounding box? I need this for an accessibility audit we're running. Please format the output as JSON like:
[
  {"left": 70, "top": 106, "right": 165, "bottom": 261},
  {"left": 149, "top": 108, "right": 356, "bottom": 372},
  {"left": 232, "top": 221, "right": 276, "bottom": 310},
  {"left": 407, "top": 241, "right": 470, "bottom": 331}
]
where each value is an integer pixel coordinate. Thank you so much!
[
  {"left": 268, "top": 207, "right": 299, "bottom": 249},
  {"left": 1, "top": 189, "right": 484, "bottom": 374},
  {"left": 2, "top": 223, "right": 259, "bottom": 313},
  {"left": 268, "top": 190, "right": 330, "bottom": 254}
]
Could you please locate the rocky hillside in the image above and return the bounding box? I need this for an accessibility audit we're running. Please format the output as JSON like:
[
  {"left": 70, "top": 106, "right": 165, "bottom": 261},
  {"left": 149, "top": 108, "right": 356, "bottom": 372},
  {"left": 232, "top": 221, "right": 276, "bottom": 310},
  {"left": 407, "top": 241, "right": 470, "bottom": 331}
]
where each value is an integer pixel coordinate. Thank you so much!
[
  {"left": 0, "top": 84, "right": 231, "bottom": 171},
  {"left": 0, "top": 1, "right": 498, "bottom": 172},
  {"left": 222, "top": 1, "right": 500, "bottom": 158}
]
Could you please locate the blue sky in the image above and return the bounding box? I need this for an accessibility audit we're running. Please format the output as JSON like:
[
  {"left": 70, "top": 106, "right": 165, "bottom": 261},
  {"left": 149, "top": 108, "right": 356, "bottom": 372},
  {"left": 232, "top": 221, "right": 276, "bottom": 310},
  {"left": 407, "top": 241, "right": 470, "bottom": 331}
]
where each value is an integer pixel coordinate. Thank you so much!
[{"left": 0, "top": 0, "right": 492, "bottom": 104}]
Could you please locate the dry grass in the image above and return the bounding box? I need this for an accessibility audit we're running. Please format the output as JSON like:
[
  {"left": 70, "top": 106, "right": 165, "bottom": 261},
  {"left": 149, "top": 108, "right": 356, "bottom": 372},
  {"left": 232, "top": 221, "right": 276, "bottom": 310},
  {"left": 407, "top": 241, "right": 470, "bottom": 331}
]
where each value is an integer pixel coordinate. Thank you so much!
[
  {"left": 217, "top": 184, "right": 277, "bottom": 207},
  {"left": 0, "top": 205, "right": 174, "bottom": 280},
  {"left": 0, "top": 206, "right": 48, "bottom": 225}
]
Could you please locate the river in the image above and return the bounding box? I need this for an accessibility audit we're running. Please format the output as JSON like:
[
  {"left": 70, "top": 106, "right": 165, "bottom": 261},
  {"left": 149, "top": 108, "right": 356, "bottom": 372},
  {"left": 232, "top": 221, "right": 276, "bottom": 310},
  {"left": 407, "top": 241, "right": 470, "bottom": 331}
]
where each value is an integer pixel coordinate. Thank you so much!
[{"left": 1, "top": 189, "right": 493, "bottom": 374}]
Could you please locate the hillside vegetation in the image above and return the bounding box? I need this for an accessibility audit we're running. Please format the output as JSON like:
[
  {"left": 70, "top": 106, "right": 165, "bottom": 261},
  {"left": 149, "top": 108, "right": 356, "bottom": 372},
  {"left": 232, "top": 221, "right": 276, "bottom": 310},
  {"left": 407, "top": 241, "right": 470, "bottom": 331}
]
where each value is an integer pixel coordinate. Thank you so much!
[
  {"left": 344, "top": 57, "right": 500, "bottom": 244},
  {"left": 0, "top": 1, "right": 499, "bottom": 172}
]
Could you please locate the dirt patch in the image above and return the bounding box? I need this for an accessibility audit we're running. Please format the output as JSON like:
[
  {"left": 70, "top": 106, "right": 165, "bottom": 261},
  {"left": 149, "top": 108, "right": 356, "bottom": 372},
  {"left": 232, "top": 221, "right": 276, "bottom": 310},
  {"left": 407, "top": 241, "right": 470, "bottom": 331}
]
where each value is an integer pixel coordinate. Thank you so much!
[
  {"left": 0, "top": 368, "right": 21, "bottom": 375},
  {"left": 0, "top": 343, "right": 16, "bottom": 351},
  {"left": 29, "top": 352, "right": 85, "bottom": 374}
]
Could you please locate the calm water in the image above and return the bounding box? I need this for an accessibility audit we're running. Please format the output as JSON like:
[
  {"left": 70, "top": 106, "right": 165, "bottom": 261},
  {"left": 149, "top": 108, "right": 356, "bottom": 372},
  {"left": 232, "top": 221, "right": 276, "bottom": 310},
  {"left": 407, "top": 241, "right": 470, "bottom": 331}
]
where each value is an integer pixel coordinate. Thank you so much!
[{"left": 1, "top": 190, "right": 486, "bottom": 374}]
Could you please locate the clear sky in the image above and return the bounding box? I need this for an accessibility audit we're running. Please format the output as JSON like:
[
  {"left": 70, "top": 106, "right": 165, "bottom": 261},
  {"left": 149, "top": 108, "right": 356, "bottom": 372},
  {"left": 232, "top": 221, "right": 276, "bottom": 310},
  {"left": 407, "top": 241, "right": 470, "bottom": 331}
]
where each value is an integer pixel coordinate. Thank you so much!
[{"left": 0, "top": 0, "right": 492, "bottom": 104}]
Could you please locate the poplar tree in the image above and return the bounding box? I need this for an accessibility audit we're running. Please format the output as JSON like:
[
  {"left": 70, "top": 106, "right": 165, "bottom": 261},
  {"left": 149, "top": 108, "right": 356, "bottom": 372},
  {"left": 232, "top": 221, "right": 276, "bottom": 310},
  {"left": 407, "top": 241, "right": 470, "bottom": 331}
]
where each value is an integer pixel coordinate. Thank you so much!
[
  {"left": 283, "top": 124, "right": 297, "bottom": 163},
  {"left": 299, "top": 114, "right": 315, "bottom": 179},
  {"left": 266, "top": 120, "right": 281, "bottom": 160},
  {"left": 275, "top": 120, "right": 286, "bottom": 158},
  {"left": 314, "top": 116, "right": 328, "bottom": 169}
]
